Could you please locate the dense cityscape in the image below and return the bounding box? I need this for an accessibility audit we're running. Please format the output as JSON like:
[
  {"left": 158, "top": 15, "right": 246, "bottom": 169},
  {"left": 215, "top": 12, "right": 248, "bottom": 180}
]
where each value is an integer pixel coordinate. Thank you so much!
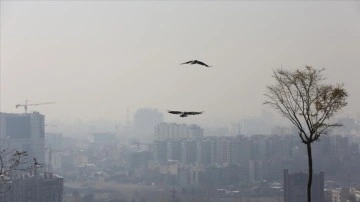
[{"left": 1, "top": 108, "right": 360, "bottom": 201}]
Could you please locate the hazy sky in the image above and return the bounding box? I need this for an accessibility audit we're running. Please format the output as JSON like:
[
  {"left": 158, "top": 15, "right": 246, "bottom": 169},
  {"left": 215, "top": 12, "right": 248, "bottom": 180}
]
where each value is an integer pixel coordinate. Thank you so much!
[{"left": 1, "top": 1, "right": 360, "bottom": 127}]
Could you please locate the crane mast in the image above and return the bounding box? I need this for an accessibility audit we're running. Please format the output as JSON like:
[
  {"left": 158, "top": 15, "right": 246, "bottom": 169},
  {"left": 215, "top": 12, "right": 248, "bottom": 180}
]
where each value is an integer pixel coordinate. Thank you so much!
[{"left": 16, "top": 100, "right": 56, "bottom": 113}]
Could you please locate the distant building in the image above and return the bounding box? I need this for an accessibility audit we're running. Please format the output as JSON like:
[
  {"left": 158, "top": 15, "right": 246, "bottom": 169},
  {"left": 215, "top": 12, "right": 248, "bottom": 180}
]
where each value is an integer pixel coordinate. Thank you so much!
[
  {"left": 283, "top": 169, "right": 324, "bottom": 202},
  {"left": 199, "top": 164, "right": 240, "bottom": 186},
  {"left": 0, "top": 173, "right": 63, "bottom": 202},
  {"left": 153, "top": 140, "right": 168, "bottom": 161},
  {"left": 181, "top": 140, "right": 196, "bottom": 164},
  {"left": 92, "top": 132, "right": 117, "bottom": 146},
  {"left": 249, "top": 160, "right": 264, "bottom": 182},
  {"left": 154, "top": 122, "right": 203, "bottom": 141},
  {"left": 0, "top": 112, "right": 45, "bottom": 169},
  {"left": 196, "top": 140, "right": 211, "bottom": 165},
  {"left": 126, "top": 150, "right": 152, "bottom": 174},
  {"left": 178, "top": 164, "right": 202, "bottom": 186},
  {"left": 45, "top": 133, "right": 63, "bottom": 150},
  {"left": 334, "top": 135, "right": 349, "bottom": 157},
  {"left": 167, "top": 140, "right": 182, "bottom": 161},
  {"left": 324, "top": 189, "right": 340, "bottom": 202},
  {"left": 133, "top": 108, "right": 163, "bottom": 135},
  {"left": 227, "top": 139, "right": 241, "bottom": 164},
  {"left": 238, "top": 137, "right": 251, "bottom": 167},
  {"left": 45, "top": 133, "right": 63, "bottom": 172}
]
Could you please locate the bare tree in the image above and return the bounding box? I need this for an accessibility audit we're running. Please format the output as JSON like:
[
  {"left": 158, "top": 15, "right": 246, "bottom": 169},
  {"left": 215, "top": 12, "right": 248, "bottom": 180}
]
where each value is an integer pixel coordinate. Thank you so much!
[
  {"left": 0, "top": 147, "right": 28, "bottom": 184},
  {"left": 264, "top": 66, "right": 348, "bottom": 202},
  {"left": 0, "top": 144, "right": 27, "bottom": 192},
  {"left": 0, "top": 138, "right": 44, "bottom": 191}
]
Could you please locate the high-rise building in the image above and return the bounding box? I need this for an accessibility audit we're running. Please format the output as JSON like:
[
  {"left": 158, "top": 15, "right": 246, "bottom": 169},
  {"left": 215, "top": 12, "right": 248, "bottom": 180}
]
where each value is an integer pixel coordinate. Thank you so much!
[
  {"left": 0, "top": 112, "right": 45, "bottom": 168},
  {"left": 283, "top": 169, "right": 324, "bottom": 202}
]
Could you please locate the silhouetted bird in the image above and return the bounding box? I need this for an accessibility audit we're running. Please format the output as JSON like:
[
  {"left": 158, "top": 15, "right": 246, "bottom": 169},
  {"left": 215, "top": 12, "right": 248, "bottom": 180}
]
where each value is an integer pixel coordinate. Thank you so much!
[
  {"left": 180, "top": 60, "right": 211, "bottom": 67},
  {"left": 33, "top": 158, "right": 39, "bottom": 165},
  {"left": 33, "top": 158, "right": 43, "bottom": 167},
  {"left": 168, "top": 110, "right": 204, "bottom": 117},
  {"left": 14, "top": 150, "right": 27, "bottom": 156}
]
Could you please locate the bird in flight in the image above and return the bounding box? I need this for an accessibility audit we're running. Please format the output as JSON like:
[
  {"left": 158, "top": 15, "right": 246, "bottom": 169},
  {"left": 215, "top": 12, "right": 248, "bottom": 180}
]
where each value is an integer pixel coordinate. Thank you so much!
[
  {"left": 33, "top": 158, "right": 43, "bottom": 168},
  {"left": 180, "top": 60, "right": 211, "bottom": 67},
  {"left": 14, "top": 150, "right": 27, "bottom": 156},
  {"left": 167, "top": 110, "right": 204, "bottom": 117}
]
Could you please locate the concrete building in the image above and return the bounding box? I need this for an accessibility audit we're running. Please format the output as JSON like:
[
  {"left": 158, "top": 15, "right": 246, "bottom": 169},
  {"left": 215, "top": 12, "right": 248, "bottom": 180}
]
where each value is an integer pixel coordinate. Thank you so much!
[
  {"left": 0, "top": 112, "right": 45, "bottom": 169},
  {"left": 0, "top": 173, "right": 63, "bottom": 202},
  {"left": 283, "top": 169, "right": 324, "bottom": 202}
]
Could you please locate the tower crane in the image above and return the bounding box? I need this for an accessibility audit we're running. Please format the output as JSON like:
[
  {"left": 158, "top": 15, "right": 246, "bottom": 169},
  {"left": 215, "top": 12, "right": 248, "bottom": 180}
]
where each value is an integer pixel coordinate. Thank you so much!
[{"left": 16, "top": 100, "right": 56, "bottom": 113}]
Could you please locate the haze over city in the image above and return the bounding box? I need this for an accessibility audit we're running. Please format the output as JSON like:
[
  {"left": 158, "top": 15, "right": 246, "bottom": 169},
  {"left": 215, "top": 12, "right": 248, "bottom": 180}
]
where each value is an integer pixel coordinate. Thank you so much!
[
  {"left": 1, "top": 1, "right": 360, "bottom": 128},
  {"left": 2, "top": 1, "right": 360, "bottom": 202}
]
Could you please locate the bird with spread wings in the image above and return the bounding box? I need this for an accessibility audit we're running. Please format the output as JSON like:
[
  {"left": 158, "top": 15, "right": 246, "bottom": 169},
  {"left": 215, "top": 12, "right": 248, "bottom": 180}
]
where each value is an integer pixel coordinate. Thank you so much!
[
  {"left": 180, "top": 60, "right": 211, "bottom": 67},
  {"left": 167, "top": 110, "right": 204, "bottom": 117}
]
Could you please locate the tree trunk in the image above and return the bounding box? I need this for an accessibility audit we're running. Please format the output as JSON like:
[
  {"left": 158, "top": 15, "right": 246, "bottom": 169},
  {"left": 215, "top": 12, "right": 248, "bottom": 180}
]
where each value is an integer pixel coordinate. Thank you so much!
[{"left": 307, "top": 143, "right": 313, "bottom": 202}]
